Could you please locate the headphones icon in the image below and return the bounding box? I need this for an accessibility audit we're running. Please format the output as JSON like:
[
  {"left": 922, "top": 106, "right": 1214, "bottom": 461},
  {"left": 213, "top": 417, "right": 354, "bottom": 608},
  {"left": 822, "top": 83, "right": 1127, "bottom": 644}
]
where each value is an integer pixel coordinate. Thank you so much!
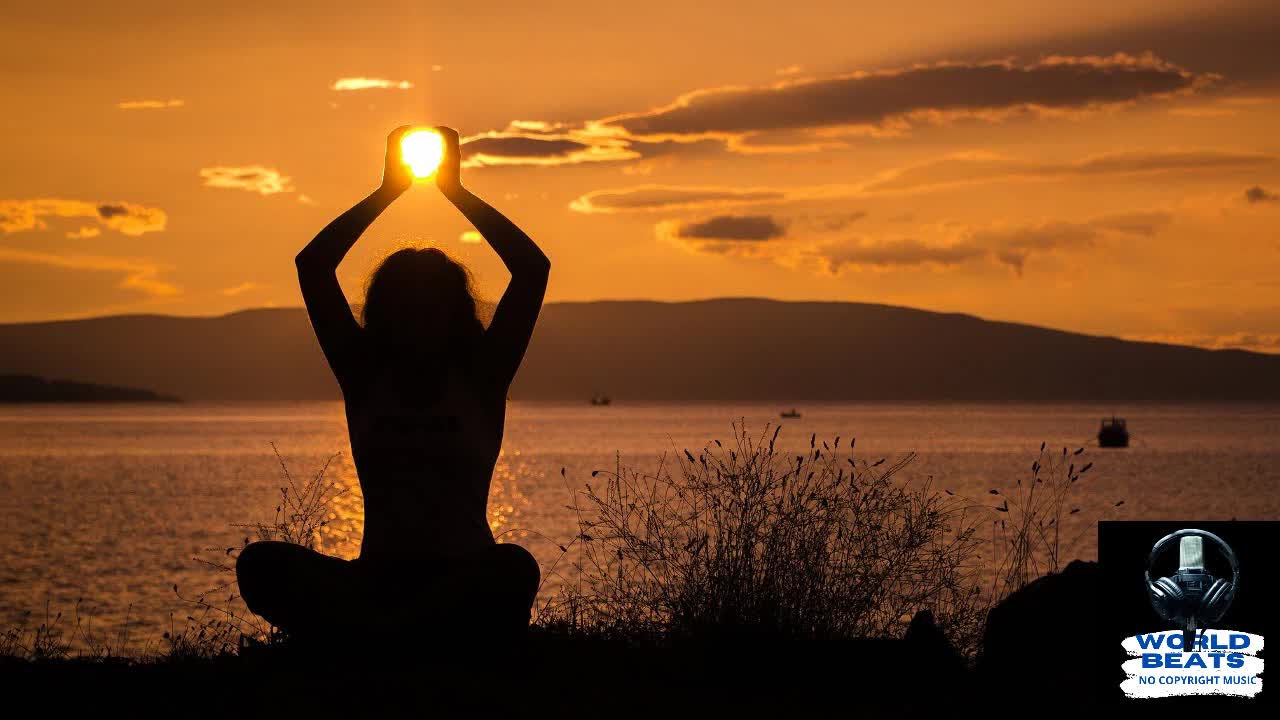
[{"left": 1145, "top": 528, "right": 1239, "bottom": 646}]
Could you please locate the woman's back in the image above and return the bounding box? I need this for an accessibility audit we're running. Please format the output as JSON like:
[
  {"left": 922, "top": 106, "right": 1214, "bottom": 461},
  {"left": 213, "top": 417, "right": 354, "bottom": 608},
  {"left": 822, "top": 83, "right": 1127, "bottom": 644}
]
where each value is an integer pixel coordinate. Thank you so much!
[{"left": 345, "top": 358, "right": 503, "bottom": 560}]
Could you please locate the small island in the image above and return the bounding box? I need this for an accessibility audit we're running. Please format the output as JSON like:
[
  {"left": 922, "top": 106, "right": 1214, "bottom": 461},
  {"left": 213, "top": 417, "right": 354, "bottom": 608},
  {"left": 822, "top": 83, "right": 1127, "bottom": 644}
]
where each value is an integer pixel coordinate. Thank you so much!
[{"left": 0, "top": 374, "right": 179, "bottom": 403}]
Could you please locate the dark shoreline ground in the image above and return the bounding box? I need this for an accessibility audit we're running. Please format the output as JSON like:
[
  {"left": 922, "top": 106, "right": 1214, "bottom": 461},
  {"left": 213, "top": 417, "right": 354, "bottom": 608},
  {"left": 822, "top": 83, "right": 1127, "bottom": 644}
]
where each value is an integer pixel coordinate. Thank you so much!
[
  {"left": 1, "top": 562, "right": 1093, "bottom": 713},
  {"left": 5, "top": 560, "right": 1267, "bottom": 713}
]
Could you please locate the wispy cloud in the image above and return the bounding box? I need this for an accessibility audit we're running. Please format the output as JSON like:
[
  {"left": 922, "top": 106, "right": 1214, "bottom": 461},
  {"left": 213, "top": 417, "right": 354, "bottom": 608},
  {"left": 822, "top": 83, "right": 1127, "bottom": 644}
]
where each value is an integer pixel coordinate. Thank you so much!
[
  {"left": 572, "top": 185, "right": 788, "bottom": 213},
  {"left": 220, "top": 282, "right": 263, "bottom": 297},
  {"left": 330, "top": 77, "right": 414, "bottom": 91},
  {"left": 863, "top": 150, "right": 1277, "bottom": 194},
  {"left": 572, "top": 149, "right": 1276, "bottom": 213},
  {"left": 970, "top": 212, "right": 1172, "bottom": 274},
  {"left": 116, "top": 99, "right": 184, "bottom": 110},
  {"left": 0, "top": 247, "right": 178, "bottom": 297},
  {"left": 0, "top": 198, "right": 167, "bottom": 236},
  {"left": 1168, "top": 105, "right": 1238, "bottom": 118},
  {"left": 662, "top": 210, "right": 1172, "bottom": 276},
  {"left": 65, "top": 226, "right": 101, "bottom": 239},
  {"left": 199, "top": 166, "right": 295, "bottom": 196},
  {"left": 815, "top": 238, "right": 986, "bottom": 272},
  {"left": 460, "top": 129, "right": 637, "bottom": 168},
  {"left": 1124, "top": 332, "right": 1280, "bottom": 354}
]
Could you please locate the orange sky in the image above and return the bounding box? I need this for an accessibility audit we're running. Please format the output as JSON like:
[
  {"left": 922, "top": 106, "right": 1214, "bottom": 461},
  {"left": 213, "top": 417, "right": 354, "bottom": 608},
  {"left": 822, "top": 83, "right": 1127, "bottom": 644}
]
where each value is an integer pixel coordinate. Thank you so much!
[{"left": 1, "top": 0, "right": 1278, "bottom": 352}]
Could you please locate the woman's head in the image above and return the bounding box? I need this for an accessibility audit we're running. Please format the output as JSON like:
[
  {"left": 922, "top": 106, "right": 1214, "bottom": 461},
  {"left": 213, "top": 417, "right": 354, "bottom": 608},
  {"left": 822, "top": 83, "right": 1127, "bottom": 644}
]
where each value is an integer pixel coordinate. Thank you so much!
[{"left": 361, "top": 246, "right": 484, "bottom": 360}]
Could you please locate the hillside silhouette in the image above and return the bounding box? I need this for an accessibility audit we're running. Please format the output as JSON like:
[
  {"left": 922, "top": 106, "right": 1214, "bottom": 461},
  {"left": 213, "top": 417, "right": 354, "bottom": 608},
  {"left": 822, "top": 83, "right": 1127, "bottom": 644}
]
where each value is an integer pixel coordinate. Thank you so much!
[
  {"left": 0, "top": 374, "right": 178, "bottom": 403},
  {"left": 0, "top": 299, "right": 1275, "bottom": 402}
]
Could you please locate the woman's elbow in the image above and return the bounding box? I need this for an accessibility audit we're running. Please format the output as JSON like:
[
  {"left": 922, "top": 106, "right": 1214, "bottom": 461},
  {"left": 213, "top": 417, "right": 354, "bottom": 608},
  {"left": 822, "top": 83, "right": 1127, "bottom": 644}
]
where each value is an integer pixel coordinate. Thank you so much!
[
  {"left": 294, "top": 248, "right": 326, "bottom": 271},
  {"left": 518, "top": 252, "right": 550, "bottom": 279}
]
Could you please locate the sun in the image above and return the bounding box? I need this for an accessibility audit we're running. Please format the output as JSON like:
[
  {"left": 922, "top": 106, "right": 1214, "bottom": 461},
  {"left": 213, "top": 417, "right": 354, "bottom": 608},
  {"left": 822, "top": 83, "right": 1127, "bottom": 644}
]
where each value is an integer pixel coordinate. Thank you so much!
[{"left": 400, "top": 129, "right": 444, "bottom": 179}]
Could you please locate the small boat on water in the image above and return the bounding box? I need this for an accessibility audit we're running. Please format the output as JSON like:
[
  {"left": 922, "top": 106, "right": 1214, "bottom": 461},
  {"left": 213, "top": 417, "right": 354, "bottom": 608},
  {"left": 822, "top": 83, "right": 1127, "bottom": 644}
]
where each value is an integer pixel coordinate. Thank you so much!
[
  {"left": 780, "top": 408, "right": 801, "bottom": 419},
  {"left": 590, "top": 394, "right": 611, "bottom": 406},
  {"left": 1098, "top": 416, "right": 1130, "bottom": 448}
]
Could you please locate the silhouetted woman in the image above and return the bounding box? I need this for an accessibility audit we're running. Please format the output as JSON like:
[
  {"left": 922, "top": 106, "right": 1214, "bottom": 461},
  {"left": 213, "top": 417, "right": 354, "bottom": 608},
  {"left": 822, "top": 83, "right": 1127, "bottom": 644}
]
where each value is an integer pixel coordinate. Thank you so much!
[{"left": 236, "top": 126, "right": 548, "bottom": 647}]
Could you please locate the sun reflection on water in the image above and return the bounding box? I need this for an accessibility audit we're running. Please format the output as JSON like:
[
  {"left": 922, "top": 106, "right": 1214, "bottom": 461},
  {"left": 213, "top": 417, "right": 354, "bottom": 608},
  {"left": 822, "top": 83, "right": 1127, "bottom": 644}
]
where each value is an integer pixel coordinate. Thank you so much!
[
  {"left": 488, "top": 448, "right": 533, "bottom": 540},
  {"left": 310, "top": 449, "right": 536, "bottom": 559},
  {"left": 315, "top": 454, "right": 363, "bottom": 560}
]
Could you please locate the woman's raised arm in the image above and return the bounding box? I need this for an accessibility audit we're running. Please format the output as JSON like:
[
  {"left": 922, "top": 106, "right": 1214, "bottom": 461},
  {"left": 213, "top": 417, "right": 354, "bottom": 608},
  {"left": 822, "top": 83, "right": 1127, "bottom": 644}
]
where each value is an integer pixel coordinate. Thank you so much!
[
  {"left": 296, "top": 127, "right": 413, "bottom": 389},
  {"left": 434, "top": 127, "right": 551, "bottom": 389}
]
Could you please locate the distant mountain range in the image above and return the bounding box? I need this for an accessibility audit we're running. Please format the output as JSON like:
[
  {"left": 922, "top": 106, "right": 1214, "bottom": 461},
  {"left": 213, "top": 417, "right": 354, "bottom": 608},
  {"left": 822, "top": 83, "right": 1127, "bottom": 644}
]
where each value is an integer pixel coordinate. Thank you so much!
[
  {"left": 0, "top": 299, "right": 1276, "bottom": 402},
  {"left": 0, "top": 374, "right": 179, "bottom": 403}
]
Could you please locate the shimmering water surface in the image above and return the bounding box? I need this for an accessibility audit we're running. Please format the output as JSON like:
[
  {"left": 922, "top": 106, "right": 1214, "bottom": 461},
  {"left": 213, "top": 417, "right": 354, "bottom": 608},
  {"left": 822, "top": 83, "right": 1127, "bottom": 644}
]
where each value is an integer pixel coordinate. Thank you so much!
[{"left": 2, "top": 402, "right": 1277, "bottom": 647}]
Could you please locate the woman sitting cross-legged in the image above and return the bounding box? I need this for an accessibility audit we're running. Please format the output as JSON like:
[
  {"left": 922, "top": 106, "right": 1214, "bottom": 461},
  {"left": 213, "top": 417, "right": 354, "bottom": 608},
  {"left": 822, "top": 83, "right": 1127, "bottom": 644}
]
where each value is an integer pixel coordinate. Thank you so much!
[{"left": 236, "top": 125, "right": 548, "bottom": 650}]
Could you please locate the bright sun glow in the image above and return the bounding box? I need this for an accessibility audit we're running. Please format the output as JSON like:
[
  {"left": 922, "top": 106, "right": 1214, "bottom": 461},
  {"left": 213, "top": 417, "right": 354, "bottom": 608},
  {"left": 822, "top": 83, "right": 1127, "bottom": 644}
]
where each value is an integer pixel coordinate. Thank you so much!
[{"left": 400, "top": 129, "right": 444, "bottom": 179}]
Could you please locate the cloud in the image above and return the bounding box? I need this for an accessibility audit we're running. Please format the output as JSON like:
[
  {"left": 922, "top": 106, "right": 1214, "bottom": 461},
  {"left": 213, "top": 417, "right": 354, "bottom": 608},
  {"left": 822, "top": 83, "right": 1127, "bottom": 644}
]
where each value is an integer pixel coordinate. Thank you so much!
[
  {"left": 818, "top": 212, "right": 1170, "bottom": 274},
  {"left": 1124, "top": 332, "right": 1280, "bottom": 354},
  {"left": 455, "top": 121, "right": 724, "bottom": 169},
  {"left": 199, "top": 166, "right": 295, "bottom": 196},
  {"left": 816, "top": 238, "right": 986, "bottom": 272},
  {"left": 599, "top": 54, "right": 1209, "bottom": 144},
  {"left": 1087, "top": 211, "right": 1172, "bottom": 237},
  {"left": 658, "top": 214, "right": 788, "bottom": 255},
  {"left": 863, "top": 150, "right": 1278, "bottom": 193},
  {"left": 673, "top": 215, "right": 787, "bottom": 241},
  {"left": 1245, "top": 186, "right": 1279, "bottom": 204},
  {"left": 330, "top": 77, "right": 414, "bottom": 91},
  {"left": 990, "top": 2, "right": 1280, "bottom": 90},
  {"left": 571, "top": 149, "right": 1275, "bottom": 214},
  {"left": 664, "top": 209, "right": 1172, "bottom": 276},
  {"left": 96, "top": 203, "right": 169, "bottom": 235},
  {"left": 65, "top": 226, "right": 101, "bottom": 239},
  {"left": 116, "top": 99, "right": 184, "bottom": 110},
  {"left": 0, "top": 247, "right": 178, "bottom": 297},
  {"left": 969, "top": 212, "right": 1173, "bottom": 273},
  {"left": 220, "top": 282, "right": 263, "bottom": 297},
  {"left": 462, "top": 53, "right": 1212, "bottom": 168},
  {"left": 810, "top": 211, "right": 868, "bottom": 231},
  {"left": 1168, "top": 105, "right": 1238, "bottom": 118},
  {"left": 459, "top": 129, "right": 637, "bottom": 168},
  {"left": 506, "top": 120, "right": 567, "bottom": 133},
  {"left": 571, "top": 185, "right": 788, "bottom": 213},
  {"left": 0, "top": 198, "right": 167, "bottom": 236}
]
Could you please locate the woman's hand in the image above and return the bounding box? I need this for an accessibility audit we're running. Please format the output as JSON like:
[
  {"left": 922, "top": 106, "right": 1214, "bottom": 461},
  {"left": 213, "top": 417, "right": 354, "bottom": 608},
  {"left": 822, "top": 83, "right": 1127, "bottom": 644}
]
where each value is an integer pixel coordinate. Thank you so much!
[
  {"left": 379, "top": 125, "right": 415, "bottom": 196},
  {"left": 433, "top": 126, "right": 463, "bottom": 198}
]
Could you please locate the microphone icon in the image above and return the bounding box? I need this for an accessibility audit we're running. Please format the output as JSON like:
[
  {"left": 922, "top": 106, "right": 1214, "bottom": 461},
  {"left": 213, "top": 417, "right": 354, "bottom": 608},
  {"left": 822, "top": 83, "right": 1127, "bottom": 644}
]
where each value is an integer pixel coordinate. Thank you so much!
[
  {"left": 1144, "top": 529, "right": 1239, "bottom": 651},
  {"left": 1175, "top": 536, "right": 1207, "bottom": 650}
]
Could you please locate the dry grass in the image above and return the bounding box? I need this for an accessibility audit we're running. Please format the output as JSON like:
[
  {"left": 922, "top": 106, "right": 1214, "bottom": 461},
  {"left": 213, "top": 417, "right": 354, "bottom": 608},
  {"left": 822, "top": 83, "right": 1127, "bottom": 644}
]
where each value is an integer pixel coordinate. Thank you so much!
[
  {"left": 535, "top": 422, "right": 990, "bottom": 654},
  {"left": 166, "top": 443, "right": 346, "bottom": 657},
  {"left": 971, "top": 441, "right": 1125, "bottom": 602}
]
